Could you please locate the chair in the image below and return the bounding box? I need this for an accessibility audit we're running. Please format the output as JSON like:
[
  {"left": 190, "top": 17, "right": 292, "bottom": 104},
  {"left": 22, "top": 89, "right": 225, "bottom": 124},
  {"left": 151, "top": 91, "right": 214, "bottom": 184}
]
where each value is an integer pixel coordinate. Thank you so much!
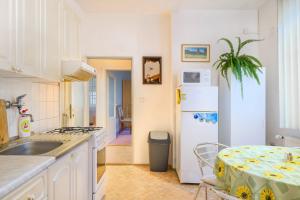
[
  {"left": 193, "top": 143, "right": 238, "bottom": 200},
  {"left": 116, "top": 105, "right": 132, "bottom": 132}
]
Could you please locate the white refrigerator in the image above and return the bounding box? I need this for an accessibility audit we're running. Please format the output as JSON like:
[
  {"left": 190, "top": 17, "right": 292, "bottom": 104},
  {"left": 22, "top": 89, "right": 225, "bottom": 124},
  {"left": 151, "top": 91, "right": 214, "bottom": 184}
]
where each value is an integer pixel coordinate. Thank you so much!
[{"left": 175, "top": 85, "right": 218, "bottom": 183}]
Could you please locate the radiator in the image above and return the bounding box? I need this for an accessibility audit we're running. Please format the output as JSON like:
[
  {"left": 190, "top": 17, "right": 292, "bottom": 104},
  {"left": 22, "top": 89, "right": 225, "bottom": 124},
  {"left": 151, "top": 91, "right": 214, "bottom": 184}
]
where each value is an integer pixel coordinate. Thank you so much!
[{"left": 276, "top": 135, "right": 300, "bottom": 147}]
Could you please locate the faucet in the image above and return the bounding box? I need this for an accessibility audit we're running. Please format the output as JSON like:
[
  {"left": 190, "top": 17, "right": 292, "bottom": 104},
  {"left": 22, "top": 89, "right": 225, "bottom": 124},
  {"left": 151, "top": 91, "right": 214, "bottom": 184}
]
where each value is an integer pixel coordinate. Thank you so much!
[{"left": 6, "top": 94, "right": 34, "bottom": 122}]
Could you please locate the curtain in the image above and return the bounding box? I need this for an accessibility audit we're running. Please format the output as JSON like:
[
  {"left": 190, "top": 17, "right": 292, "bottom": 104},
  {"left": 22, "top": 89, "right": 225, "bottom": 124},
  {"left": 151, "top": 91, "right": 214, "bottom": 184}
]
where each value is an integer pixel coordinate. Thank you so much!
[{"left": 278, "top": 0, "right": 300, "bottom": 129}]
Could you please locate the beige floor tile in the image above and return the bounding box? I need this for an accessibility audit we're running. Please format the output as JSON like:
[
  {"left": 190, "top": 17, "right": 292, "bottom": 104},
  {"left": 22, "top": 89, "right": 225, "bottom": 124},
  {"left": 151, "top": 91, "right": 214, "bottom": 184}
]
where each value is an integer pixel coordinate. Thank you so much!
[{"left": 104, "top": 165, "right": 218, "bottom": 200}]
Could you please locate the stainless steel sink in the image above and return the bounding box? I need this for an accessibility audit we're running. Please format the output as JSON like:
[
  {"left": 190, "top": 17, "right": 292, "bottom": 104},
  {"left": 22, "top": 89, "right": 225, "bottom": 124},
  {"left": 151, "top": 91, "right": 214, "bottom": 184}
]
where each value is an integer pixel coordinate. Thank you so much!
[{"left": 0, "top": 141, "right": 63, "bottom": 155}]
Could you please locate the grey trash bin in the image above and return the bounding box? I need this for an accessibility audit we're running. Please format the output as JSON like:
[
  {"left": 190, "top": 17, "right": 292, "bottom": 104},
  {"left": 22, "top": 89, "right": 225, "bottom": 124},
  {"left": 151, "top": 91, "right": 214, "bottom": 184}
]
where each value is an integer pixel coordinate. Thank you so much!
[{"left": 148, "top": 131, "right": 170, "bottom": 172}]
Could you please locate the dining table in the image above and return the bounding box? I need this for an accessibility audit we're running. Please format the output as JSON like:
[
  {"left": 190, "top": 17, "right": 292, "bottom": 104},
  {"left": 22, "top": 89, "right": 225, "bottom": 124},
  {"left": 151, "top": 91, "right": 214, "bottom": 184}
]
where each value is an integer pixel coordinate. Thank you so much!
[{"left": 214, "top": 145, "right": 300, "bottom": 200}]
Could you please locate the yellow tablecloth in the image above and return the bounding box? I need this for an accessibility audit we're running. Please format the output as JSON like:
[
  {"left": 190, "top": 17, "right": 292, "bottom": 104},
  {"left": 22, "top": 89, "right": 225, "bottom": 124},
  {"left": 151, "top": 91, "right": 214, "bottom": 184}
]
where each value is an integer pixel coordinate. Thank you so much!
[{"left": 214, "top": 146, "right": 300, "bottom": 200}]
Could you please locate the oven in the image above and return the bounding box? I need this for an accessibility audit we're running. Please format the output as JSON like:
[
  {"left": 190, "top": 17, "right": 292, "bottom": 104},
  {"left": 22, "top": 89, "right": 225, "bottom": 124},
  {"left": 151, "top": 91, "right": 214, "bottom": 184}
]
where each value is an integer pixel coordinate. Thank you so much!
[
  {"left": 46, "top": 127, "right": 106, "bottom": 200},
  {"left": 96, "top": 147, "right": 106, "bottom": 184},
  {"left": 92, "top": 130, "right": 107, "bottom": 200}
]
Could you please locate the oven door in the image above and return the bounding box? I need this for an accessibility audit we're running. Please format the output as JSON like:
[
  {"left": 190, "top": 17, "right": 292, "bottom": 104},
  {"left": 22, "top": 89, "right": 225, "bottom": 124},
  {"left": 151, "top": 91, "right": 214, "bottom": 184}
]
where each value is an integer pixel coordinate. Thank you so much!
[{"left": 93, "top": 145, "right": 106, "bottom": 193}]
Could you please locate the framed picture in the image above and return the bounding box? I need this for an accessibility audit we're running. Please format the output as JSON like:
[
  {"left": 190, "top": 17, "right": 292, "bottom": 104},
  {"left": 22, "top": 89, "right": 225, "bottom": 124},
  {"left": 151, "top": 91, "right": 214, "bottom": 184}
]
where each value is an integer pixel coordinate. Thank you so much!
[
  {"left": 142, "top": 56, "right": 162, "bottom": 84},
  {"left": 181, "top": 44, "right": 210, "bottom": 62}
]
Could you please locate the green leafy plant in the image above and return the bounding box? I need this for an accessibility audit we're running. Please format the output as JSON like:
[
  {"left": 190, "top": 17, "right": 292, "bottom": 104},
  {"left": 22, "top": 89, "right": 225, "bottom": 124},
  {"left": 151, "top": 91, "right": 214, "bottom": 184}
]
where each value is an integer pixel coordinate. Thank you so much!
[{"left": 213, "top": 37, "right": 263, "bottom": 96}]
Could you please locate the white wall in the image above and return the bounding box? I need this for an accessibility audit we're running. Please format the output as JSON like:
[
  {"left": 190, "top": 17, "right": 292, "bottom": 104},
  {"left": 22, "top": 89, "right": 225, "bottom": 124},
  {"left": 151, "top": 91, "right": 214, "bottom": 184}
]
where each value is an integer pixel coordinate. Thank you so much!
[
  {"left": 171, "top": 10, "right": 259, "bottom": 84},
  {"left": 0, "top": 78, "right": 60, "bottom": 137},
  {"left": 81, "top": 9, "right": 261, "bottom": 164},
  {"left": 258, "top": 0, "right": 299, "bottom": 145},
  {"left": 171, "top": 9, "right": 260, "bottom": 162},
  {"left": 81, "top": 13, "right": 172, "bottom": 164},
  {"left": 259, "top": 0, "right": 278, "bottom": 145}
]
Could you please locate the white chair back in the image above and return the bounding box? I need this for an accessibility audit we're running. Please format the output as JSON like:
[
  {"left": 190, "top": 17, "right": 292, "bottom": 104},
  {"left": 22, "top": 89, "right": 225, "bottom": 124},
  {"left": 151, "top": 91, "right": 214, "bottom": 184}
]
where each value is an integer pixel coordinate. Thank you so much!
[{"left": 193, "top": 143, "right": 228, "bottom": 176}]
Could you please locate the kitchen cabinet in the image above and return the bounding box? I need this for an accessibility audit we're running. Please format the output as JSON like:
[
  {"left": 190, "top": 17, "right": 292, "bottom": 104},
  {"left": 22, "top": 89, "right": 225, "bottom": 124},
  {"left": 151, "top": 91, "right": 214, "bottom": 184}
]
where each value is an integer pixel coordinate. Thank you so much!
[
  {"left": 16, "top": 0, "right": 41, "bottom": 77},
  {"left": 0, "top": 0, "right": 62, "bottom": 80},
  {"left": 0, "top": 0, "right": 81, "bottom": 80},
  {"left": 48, "top": 153, "right": 72, "bottom": 200},
  {"left": 41, "top": 0, "right": 62, "bottom": 80},
  {"left": 3, "top": 171, "right": 48, "bottom": 200},
  {"left": 0, "top": 0, "right": 15, "bottom": 72},
  {"left": 48, "top": 142, "right": 88, "bottom": 200},
  {"left": 62, "top": 2, "right": 81, "bottom": 60},
  {"left": 71, "top": 141, "right": 89, "bottom": 200}
]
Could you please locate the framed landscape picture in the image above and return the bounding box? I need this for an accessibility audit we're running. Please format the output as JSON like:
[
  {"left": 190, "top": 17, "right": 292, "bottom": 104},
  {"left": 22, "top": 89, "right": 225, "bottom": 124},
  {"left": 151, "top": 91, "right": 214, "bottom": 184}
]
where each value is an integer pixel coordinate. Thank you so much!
[
  {"left": 142, "top": 56, "right": 162, "bottom": 84},
  {"left": 181, "top": 44, "right": 210, "bottom": 62}
]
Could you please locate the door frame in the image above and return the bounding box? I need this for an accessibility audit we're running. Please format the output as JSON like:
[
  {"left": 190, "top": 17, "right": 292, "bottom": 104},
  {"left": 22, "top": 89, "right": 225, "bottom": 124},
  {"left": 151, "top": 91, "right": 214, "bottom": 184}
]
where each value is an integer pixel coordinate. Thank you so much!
[
  {"left": 86, "top": 57, "right": 133, "bottom": 146},
  {"left": 106, "top": 73, "right": 117, "bottom": 142}
]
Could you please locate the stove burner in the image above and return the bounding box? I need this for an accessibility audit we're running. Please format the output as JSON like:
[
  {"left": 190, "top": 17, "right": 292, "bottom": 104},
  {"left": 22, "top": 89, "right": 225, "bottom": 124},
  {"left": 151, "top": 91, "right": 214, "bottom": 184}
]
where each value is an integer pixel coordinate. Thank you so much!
[{"left": 47, "top": 127, "right": 102, "bottom": 134}]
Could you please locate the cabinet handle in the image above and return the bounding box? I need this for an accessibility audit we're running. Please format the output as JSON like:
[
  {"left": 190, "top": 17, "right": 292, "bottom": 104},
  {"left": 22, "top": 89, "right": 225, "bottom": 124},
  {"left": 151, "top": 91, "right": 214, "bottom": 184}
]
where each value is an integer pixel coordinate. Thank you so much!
[
  {"left": 17, "top": 68, "right": 23, "bottom": 73},
  {"left": 11, "top": 66, "right": 23, "bottom": 73},
  {"left": 11, "top": 66, "right": 17, "bottom": 72}
]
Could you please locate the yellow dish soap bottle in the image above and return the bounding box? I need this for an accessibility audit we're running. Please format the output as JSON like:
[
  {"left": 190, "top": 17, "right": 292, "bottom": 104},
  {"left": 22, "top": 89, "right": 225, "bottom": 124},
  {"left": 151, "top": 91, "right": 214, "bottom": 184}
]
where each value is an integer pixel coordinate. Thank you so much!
[{"left": 18, "top": 108, "right": 31, "bottom": 138}]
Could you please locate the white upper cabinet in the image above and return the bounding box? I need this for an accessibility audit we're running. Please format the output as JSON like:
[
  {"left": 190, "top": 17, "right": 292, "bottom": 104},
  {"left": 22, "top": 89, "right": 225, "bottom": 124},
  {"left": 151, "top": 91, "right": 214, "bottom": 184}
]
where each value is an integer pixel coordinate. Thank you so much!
[
  {"left": 16, "top": 0, "right": 41, "bottom": 76},
  {"left": 41, "top": 0, "right": 62, "bottom": 80},
  {"left": 0, "top": 0, "right": 15, "bottom": 72},
  {"left": 0, "top": 0, "right": 81, "bottom": 80},
  {"left": 62, "top": 3, "right": 81, "bottom": 60}
]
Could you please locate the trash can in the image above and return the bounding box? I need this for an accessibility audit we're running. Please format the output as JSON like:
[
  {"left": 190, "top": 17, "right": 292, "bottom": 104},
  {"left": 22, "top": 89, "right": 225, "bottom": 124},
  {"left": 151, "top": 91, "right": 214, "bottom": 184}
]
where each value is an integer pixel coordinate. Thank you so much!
[{"left": 148, "top": 131, "right": 171, "bottom": 172}]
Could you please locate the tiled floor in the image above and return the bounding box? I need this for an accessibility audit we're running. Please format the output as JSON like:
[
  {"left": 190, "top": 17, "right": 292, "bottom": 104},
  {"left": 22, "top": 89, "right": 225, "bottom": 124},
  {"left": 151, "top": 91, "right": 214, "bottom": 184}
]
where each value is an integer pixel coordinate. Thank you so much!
[
  {"left": 105, "top": 165, "right": 218, "bottom": 200},
  {"left": 110, "top": 129, "right": 131, "bottom": 146}
]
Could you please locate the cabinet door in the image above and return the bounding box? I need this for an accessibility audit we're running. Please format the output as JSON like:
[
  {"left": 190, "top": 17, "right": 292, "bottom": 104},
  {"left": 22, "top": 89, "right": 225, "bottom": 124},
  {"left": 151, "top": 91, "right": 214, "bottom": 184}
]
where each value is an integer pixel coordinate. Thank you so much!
[
  {"left": 48, "top": 155, "right": 72, "bottom": 200},
  {"left": 3, "top": 171, "right": 47, "bottom": 200},
  {"left": 71, "top": 142, "right": 88, "bottom": 200},
  {"left": 62, "top": 3, "right": 80, "bottom": 60},
  {"left": 0, "top": 0, "right": 15, "bottom": 71},
  {"left": 41, "top": 0, "right": 61, "bottom": 81},
  {"left": 16, "top": 0, "right": 41, "bottom": 76}
]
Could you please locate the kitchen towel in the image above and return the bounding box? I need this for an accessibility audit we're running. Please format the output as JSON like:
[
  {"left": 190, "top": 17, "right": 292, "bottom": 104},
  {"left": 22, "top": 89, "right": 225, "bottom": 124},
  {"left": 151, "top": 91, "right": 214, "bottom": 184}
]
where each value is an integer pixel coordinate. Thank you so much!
[{"left": 0, "top": 100, "right": 9, "bottom": 144}]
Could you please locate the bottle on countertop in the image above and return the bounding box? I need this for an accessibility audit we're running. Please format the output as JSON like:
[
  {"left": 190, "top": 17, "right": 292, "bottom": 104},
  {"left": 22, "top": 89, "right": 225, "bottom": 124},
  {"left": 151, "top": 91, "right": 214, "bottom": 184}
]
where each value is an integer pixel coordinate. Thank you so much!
[{"left": 18, "top": 108, "right": 31, "bottom": 138}]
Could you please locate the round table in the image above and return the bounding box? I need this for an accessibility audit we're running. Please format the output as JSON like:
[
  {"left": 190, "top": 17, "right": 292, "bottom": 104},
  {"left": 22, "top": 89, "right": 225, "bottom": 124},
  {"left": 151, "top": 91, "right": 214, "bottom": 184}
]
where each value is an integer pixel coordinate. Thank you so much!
[{"left": 214, "top": 146, "right": 300, "bottom": 200}]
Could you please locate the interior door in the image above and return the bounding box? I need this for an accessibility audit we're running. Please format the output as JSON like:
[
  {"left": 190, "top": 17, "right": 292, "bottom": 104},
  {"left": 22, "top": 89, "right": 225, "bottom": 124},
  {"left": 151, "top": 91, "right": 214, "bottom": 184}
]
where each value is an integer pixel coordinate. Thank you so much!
[
  {"left": 122, "top": 80, "right": 131, "bottom": 118},
  {"left": 108, "top": 75, "right": 116, "bottom": 142}
]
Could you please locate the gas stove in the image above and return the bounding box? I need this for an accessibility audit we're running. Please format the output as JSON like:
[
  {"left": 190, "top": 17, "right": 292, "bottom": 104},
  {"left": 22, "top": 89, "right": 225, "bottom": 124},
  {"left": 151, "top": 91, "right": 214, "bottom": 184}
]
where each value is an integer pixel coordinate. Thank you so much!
[{"left": 46, "top": 127, "right": 103, "bottom": 134}]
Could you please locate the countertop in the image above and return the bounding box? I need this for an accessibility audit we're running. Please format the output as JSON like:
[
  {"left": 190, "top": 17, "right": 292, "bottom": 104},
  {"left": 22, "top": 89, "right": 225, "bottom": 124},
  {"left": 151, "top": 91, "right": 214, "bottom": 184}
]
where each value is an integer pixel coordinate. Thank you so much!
[
  {"left": 0, "top": 132, "right": 92, "bottom": 198},
  {"left": 0, "top": 133, "right": 91, "bottom": 158},
  {"left": 0, "top": 155, "right": 55, "bottom": 198}
]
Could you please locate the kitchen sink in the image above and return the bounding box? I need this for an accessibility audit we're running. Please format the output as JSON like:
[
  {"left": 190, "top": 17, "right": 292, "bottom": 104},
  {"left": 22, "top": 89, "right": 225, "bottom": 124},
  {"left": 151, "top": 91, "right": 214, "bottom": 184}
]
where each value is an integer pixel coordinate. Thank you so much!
[{"left": 0, "top": 141, "right": 63, "bottom": 155}]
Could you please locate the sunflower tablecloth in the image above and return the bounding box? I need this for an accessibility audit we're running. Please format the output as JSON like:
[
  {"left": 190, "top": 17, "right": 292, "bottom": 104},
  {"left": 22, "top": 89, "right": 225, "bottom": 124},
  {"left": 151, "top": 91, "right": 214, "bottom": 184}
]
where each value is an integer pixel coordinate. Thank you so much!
[{"left": 214, "top": 146, "right": 300, "bottom": 200}]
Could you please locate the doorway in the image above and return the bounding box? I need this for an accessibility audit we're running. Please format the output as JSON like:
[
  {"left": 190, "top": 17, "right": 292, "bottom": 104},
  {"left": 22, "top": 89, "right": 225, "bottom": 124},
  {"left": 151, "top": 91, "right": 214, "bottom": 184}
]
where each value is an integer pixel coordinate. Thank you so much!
[
  {"left": 107, "top": 70, "right": 132, "bottom": 146},
  {"left": 87, "top": 57, "right": 133, "bottom": 164}
]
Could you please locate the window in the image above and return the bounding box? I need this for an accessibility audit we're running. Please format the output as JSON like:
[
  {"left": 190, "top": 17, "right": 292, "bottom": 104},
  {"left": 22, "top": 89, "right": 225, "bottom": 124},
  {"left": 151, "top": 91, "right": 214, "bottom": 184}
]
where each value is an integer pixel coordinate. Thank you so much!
[
  {"left": 89, "top": 77, "right": 97, "bottom": 126},
  {"left": 89, "top": 77, "right": 96, "bottom": 106},
  {"left": 278, "top": 0, "right": 300, "bottom": 129}
]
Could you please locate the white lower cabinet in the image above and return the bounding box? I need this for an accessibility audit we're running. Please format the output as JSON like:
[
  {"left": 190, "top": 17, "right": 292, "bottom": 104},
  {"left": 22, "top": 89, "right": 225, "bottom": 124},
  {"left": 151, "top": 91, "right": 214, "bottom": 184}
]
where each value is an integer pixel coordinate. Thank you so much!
[
  {"left": 48, "top": 153, "right": 72, "bottom": 200},
  {"left": 71, "top": 142, "right": 89, "bottom": 200},
  {"left": 48, "top": 142, "right": 89, "bottom": 200},
  {"left": 3, "top": 171, "right": 48, "bottom": 200},
  {"left": 3, "top": 142, "right": 89, "bottom": 200}
]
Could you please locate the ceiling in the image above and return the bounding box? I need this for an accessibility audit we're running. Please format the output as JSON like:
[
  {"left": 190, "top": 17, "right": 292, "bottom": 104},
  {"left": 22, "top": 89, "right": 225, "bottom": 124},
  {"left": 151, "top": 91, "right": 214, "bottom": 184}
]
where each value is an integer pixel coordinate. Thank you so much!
[{"left": 74, "top": 0, "right": 268, "bottom": 13}]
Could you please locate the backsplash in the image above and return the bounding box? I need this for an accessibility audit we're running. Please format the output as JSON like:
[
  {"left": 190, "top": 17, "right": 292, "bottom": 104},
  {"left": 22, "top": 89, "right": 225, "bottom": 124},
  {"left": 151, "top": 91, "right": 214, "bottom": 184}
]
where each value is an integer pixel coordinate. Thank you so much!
[{"left": 0, "top": 78, "right": 60, "bottom": 137}]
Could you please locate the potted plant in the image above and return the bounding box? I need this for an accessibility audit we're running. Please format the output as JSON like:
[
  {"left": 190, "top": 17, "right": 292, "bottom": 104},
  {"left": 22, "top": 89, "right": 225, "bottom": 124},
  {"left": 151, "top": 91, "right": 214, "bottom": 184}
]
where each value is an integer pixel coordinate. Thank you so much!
[{"left": 213, "top": 37, "right": 263, "bottom": 96}]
